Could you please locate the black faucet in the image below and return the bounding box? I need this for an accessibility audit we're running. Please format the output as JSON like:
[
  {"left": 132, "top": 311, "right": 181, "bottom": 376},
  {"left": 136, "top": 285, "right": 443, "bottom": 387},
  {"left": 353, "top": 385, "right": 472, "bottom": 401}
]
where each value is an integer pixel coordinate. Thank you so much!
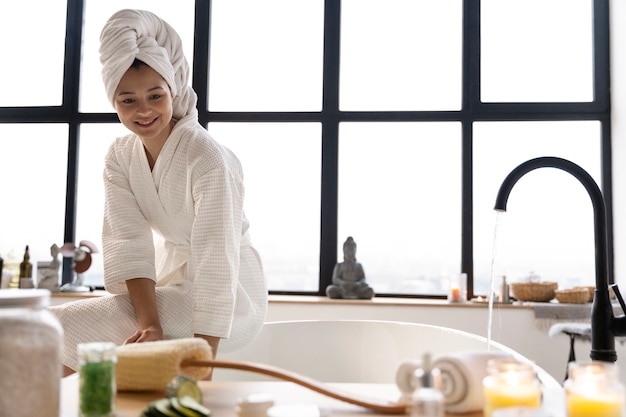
[{"left": 494, "top": 156, "right": 626, "bottom": 362}]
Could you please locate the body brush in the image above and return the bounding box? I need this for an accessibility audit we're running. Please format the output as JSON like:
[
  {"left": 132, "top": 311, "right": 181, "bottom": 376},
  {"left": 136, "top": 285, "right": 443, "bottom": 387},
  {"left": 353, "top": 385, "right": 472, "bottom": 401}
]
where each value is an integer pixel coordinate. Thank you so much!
[{"left": 115, "top": 338, "right": 406, "bottom": 414}]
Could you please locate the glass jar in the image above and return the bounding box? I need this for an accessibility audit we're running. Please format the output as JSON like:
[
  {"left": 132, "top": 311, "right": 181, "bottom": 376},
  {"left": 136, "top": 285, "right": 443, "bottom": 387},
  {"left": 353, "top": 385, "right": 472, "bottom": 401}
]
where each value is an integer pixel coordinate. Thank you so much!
[
  {"left": 565, "top": 361, "right": 624, "bottom": 417},
  {"left": 482, "top": 358, "right": 541, "bottom": 417},
  {"left": 0, "top": 289, "right": 63, "bottom": 417},
  {"left": 411, "top": 386, "right": 445, "bottom": 417},
  {"left": 236, "top": 392, "right": 275, "bottom": 417},
  {"left": 78, "top": 342, "right": 117, "bottom": 417},
  {"left": 448, "top": 273, "right": 467, "bottom": 303},
  {"left": 410, "top": 354, "right": 445, "bottom": 417}
]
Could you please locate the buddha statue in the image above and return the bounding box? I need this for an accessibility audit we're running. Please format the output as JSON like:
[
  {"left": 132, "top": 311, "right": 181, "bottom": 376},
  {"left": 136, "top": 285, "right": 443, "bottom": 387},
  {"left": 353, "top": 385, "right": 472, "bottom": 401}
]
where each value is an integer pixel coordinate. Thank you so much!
[{"left": 326, "top": 236, "right": 374, "bottom": 300}]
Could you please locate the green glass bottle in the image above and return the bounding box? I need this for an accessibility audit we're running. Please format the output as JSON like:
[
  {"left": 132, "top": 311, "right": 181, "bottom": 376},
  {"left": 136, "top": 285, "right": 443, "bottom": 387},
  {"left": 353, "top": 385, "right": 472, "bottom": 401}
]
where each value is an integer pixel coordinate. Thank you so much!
[{"left": 19, "top": 245, "right": 33, "bottom": 288}]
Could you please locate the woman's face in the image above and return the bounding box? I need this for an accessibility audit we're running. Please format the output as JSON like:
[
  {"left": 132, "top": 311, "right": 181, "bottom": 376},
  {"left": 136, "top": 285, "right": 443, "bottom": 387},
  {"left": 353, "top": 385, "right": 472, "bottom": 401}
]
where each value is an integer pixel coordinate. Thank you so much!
[{"left": 113, "top": 64, "right": 174, "bottom": 146}]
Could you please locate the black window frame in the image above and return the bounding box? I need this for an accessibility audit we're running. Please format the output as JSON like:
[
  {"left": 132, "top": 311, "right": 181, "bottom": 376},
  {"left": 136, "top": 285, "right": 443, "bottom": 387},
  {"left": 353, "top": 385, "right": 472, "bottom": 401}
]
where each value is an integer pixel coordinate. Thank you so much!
[{"left": 0, "top": 0, "right": 612, "bottom": 298}]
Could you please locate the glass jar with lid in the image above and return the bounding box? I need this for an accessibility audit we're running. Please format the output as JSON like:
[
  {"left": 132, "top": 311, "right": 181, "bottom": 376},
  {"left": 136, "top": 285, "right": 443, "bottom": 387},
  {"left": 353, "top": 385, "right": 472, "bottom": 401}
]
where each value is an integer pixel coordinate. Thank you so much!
[
  {"left": 482, "top": 357, "right": 542, "bottom": 417},
  {"left": 0, "top": 289, "right": 63, "bottom": 417},
  {"left": 565, "top": 361, "right": 624, "bottom": 417},
  {"left": 78, "top": 341, "right": 117, "bottom": 417}
]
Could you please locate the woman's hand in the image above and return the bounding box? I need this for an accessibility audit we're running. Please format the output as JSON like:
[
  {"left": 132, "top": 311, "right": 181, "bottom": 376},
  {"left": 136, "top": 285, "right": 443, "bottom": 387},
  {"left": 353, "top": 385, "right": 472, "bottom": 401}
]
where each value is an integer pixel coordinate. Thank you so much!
[
  {"left": 125, "top": 277, "right": 163, "bottom": 344},
  {"left": 124, "top": 325, "right": 163, "bottom": 344}
]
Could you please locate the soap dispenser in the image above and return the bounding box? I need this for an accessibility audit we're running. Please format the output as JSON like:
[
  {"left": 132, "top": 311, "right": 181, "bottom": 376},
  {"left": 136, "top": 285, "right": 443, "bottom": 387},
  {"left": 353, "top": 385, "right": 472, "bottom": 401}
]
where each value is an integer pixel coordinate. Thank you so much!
[
  {"left": 499, "top": 276, "right": 510, "bottom": 303},
  {"left": 410, "top": 353, "right": 445, "bottom": 417}
]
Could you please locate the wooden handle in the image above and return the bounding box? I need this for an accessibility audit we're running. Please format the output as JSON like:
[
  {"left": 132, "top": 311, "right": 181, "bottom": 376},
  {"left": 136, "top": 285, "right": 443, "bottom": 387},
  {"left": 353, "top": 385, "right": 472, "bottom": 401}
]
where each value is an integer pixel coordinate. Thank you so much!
[{"left": 181, "top": 358, "right": 407, "bottom": 414}]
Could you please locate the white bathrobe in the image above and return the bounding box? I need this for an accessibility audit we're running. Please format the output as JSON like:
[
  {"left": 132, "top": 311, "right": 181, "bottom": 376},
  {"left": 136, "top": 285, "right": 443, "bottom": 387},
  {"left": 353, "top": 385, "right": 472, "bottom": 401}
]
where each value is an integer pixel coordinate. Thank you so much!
[{"left": 51, "top": 114, "right": 267, "bottom": 370}]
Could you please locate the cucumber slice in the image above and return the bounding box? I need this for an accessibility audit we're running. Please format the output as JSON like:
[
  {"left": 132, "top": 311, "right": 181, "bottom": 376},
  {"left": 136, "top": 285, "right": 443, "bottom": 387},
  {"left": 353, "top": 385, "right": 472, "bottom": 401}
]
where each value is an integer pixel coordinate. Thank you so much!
[
  {"left": 165, "top": 375, "right": 203, "bottom": 403},
  {"left": 170, "top": 397, "right": 203, "bottom": 417},
  {"left": 179, "top": 396, "right": 211, "bottom": 417},
  {"left": 150, "top": 398, "right": 181, "bottom": 417}
]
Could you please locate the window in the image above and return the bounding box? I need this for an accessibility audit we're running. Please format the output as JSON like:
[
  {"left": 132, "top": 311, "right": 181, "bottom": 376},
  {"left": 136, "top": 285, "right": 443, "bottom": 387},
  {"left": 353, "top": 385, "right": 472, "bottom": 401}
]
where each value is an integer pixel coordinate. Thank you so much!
[
  {"left": 337, "top": 122, "right": 462, "bottom": 295},
  {"left": 340, "top": 1, "right": 463, "bottom": 111},
  {"left": 208, "top": 0, "right": 324, "bottom": 111},
  {"left": 0, "top": 2, "right": 67, "bottom": 106},
  {"left": 0, "top": 0, "right": 612, "bottom": 299},
  {"left": 481, "top": 0, "right": 593, "bottom": 102},
  {"left": 0, "top": 125, "right": 68, "bottom": 275},
  {"left": 472, "top": 121, "right": 601, "bottom": 295}
]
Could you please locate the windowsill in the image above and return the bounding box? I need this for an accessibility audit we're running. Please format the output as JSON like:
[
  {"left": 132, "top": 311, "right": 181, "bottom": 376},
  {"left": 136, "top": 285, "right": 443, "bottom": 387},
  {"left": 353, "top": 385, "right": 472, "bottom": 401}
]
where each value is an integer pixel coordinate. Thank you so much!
[
  {"left": 49, "top": 290, "right": 534, "bottom": 308},
  {"left": 49, "top": 291, "right": 502, "bottom": 309},
  {"left": 266, "top": 294, "right": 533, "bottom": 309},
  {"left": 50, "top": 291, "right": 605, "bottom": 318}
]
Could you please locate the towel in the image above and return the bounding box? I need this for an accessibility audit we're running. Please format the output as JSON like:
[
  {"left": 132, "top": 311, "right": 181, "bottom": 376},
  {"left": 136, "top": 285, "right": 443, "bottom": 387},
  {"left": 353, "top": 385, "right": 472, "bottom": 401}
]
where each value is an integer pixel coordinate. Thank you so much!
[
  {"left": 116, "top": 338, "right": 212, "bottom": 391},
  {"left": 433, "top": 351, "right": 512, "bottom": 414},
  {"left": 99, "top": 9, "right": 197, "bottom": 119},
  {"left": 395, "top": 359, "right": 423, "bottom": 404},
  {"left": 547, "top": 322, "right": 592, "bottom": 339}
]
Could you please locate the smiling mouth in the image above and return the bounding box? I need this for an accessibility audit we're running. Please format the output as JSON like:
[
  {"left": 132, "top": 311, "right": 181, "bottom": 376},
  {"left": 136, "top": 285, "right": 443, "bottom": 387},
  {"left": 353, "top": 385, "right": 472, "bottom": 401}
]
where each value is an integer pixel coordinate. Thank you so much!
[{"left": 136, "top": 118, "right": 158, "bottom": 127}]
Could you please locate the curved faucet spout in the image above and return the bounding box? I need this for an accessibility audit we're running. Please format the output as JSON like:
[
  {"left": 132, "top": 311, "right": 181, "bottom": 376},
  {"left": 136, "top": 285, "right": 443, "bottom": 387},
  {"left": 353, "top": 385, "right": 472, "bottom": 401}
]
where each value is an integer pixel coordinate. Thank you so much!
[{"left": 494, "top": 156, "right": 617, "bottom": 362}]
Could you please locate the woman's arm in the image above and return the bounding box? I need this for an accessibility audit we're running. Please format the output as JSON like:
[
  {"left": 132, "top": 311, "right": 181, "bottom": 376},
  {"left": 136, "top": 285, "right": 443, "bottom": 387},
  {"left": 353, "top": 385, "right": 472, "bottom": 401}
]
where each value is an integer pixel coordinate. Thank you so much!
[
  {"left": 194, "top": 334, "right": 220, "bottom": 380},
  {"left": 125, "top": 277, "right": 163, "bottom": 343},
  {"left": 195, "top": 334, "right": 220, "bottom": 356}
]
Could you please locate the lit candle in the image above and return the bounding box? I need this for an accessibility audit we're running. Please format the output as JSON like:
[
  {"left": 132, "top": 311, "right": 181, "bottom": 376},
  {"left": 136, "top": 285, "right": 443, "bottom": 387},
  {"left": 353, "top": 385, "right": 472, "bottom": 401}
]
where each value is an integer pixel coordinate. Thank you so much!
[
  {"left": 482, "top": 358, "right": 541, "bottom": 417},
  {"left": 450, "top": 286, "right": 461, "bottom": 302},
  {"left": 565, "top": 361, "right": 624, "bottom": 417},
  {"left": 567, "top": 394, "right": 622, "bottom": 417},
  {"left": 448, "top": 273, "right": 467, "bottom": 303}
]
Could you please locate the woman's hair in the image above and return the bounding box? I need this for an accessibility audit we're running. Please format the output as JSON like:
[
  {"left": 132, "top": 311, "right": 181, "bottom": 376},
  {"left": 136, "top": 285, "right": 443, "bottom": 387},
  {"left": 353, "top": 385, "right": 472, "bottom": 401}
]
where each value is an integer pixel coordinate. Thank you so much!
[{"left": 130, "top": 58, "right": 148, "bottom": 69}]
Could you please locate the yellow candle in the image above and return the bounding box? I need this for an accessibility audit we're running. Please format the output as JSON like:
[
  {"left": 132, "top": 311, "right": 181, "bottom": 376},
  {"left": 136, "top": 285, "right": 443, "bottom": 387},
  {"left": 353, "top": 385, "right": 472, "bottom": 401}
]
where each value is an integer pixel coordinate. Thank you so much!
[
  {"left": 564, "top": 361, "right": 624, "bottom": 417},
  {"left": 565, "top": 361, "right": 624, "bottom": 417},
  {"left": 483, "top": 382, "right": 541, "bottom": 417},
  {"left": 483, "top": 358, "right": 541, "bottom": 417},
  {"left": 567, "top": 392, "right": 623, "bottom": 417}
]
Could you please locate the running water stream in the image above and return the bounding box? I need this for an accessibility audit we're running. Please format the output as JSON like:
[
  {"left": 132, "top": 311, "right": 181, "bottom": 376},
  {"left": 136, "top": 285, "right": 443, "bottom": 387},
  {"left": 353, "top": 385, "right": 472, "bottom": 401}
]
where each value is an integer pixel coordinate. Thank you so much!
[{"left": 487, "top": 212, "right": 506, "bottom": 350}]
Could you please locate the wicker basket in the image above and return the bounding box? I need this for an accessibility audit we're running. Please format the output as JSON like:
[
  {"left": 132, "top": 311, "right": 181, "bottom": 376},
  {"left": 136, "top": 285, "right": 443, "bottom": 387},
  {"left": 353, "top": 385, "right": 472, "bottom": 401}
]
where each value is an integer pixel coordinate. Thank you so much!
[
  {"left": 555, "top": 288, "right": 590, "bottom": 304},
  {"left": 574, "top": 286, "right": 595, "bottom": 302},
  {"left": 510, "top": 281, "right": 558, "bottom": 302}
]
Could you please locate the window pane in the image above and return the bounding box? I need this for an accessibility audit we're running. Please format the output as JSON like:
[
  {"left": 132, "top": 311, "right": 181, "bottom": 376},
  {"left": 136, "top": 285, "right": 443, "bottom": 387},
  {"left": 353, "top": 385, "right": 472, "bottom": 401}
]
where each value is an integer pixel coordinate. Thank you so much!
[
  {"left": 209, "top": 0, "right": 324, "bottom": 111},
  {"left": 473, "top": 121, "right": 601, "bottom": 296},
  {"left": 338, "top": 122, "right": 462, "bottom": 294},
  {"left": 481, "top": 0, "right": 593, "bottom": 102},
  {"left": 209, "top": 123, "right": 322, "bottom": 291},
  {"left": 75, "top": 124, "right": 129, "bottom": 287},
  {"left": 340, "top": 0, "right": 463, "bottom": 111},
  {"left": 80, "top": 2, "right": 196, "bottom": 113},
  {"left": 0, "top": 2, "right": 66, "bottom": 106},
  {"left": 0, "top": 125, "right": 68, "bottom": 282}
]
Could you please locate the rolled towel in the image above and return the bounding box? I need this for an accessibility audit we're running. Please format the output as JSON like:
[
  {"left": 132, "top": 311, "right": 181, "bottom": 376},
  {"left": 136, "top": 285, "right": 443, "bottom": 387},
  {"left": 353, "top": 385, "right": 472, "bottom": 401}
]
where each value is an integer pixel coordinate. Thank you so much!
[
  {"left": 99, "top": 9, "right": 197, "bottom": 119},
  {"left": 395, "top": 359, "right": 422, "bottom": 404},
  {"left": 116, "top": 338, "right": 212, "bottom": 391},
  {"left": 433, "top": 351, "right": 512, "bottom": 414}
]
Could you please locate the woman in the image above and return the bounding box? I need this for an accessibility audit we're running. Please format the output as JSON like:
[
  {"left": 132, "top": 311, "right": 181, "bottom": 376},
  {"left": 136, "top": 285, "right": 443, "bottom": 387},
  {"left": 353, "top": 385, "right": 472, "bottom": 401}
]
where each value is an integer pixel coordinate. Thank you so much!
[{"left": 51, "top": 9, "right": 267, "bottom": 373}]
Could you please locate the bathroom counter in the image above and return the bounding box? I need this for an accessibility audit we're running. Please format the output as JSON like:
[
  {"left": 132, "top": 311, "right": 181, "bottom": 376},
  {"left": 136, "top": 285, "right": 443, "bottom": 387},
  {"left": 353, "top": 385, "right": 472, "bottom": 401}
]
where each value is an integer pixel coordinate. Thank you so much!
[{"left": 61, "top": 377, "right": 567, "bottom": 417}]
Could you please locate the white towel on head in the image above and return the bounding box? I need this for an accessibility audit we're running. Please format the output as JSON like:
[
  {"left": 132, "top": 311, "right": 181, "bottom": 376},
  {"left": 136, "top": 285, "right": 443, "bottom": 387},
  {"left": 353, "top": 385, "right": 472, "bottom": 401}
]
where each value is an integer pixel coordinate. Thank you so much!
[
  {"left": 99, "top": 9, "right": 197, "bottom": 119},
  {"left": 433, "top": 351, "right": 513, "bottom": 414}
]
